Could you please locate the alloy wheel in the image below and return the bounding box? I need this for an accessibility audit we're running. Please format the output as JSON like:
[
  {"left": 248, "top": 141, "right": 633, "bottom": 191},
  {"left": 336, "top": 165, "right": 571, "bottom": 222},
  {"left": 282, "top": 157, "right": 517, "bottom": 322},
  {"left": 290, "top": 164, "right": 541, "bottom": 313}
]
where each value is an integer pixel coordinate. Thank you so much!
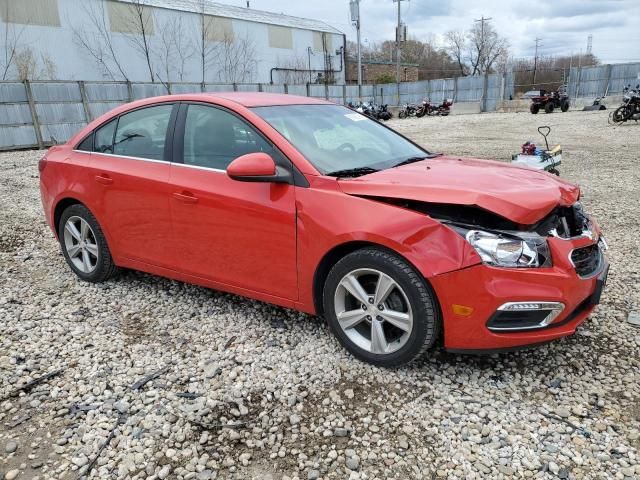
[
  {"left": 333, "top": 268, "right": 413, "bottom": 355},
  {"left": 63, "top": 216, "right": 99, "bottom": 273}
]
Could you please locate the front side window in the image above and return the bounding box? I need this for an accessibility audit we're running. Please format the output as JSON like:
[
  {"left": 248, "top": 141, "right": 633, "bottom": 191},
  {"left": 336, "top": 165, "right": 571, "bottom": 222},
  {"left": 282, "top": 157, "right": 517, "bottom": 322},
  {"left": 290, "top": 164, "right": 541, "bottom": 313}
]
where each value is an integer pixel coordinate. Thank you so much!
[
  {"left": 113, "top": 104, "right": 173, "bottom": 160},
  {"left": 182, "top": 104, "right": 274, "bottom": 170},
  {"left": 253, "top": 104, "right": 427, "bottom": 175}
]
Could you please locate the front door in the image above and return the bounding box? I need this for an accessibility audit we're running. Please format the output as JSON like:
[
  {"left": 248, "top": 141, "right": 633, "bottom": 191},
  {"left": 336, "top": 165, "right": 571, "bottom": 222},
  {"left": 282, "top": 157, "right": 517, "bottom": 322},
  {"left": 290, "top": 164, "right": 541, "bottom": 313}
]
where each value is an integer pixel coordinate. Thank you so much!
[
  {"left": 85, "top": 103, "right": 176, "bottom": 267},
  {"left": 169, "top": 103, "right": 298, "bottom": 300}
]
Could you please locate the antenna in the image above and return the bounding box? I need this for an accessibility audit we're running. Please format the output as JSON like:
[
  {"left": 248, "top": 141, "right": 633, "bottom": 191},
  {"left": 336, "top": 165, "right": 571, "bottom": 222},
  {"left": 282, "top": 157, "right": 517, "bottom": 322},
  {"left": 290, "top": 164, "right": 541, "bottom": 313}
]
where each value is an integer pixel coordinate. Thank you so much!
[{"left": 586, "top": 34, "right": 593, "bottom": 55}]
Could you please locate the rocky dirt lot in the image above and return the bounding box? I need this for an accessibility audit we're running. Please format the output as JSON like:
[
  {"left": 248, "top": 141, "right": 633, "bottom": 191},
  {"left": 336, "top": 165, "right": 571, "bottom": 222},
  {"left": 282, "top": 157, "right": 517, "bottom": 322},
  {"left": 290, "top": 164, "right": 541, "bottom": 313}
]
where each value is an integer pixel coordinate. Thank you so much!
[{"left": 1, "top": 110, "right": 639, "bottom": 480}]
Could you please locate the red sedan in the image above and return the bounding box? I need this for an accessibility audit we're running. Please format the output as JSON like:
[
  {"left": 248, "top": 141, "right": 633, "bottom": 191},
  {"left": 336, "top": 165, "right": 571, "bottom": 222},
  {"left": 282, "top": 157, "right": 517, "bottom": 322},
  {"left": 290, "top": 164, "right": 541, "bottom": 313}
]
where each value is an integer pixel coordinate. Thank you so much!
[{"left": 39, "top": 93, "right": 608, "bottom": 366}]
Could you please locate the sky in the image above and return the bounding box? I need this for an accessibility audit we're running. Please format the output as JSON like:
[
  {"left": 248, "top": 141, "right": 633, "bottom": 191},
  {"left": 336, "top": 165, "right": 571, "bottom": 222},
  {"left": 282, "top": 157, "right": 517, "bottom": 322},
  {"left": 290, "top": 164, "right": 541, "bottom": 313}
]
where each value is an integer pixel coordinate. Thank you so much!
[{"left": 242, "top": 0, "right": 640, "bottom": 64}]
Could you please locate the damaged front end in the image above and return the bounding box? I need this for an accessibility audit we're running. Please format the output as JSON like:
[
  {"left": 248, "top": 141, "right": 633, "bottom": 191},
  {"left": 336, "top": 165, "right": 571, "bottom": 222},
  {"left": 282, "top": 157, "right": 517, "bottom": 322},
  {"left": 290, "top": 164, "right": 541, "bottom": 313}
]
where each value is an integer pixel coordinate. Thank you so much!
[{"left": 370, "top": 197, "right": 605, "bottom": 278}]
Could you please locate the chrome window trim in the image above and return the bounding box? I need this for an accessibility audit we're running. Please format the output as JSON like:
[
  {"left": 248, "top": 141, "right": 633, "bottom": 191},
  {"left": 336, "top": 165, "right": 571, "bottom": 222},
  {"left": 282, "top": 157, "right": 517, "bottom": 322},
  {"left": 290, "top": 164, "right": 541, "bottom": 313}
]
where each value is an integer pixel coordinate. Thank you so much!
[
  {"left": 171, "top": 162, "right": 226, "bottom": 174},
  {"left": 488, "top": 301, "right": 565, "bottom": 332},
  {"left": 73, "top": 150, "right": 169, "bottom": 165},
  {"left": 73, "top": 150, "right": 227, "bottom": 174}
]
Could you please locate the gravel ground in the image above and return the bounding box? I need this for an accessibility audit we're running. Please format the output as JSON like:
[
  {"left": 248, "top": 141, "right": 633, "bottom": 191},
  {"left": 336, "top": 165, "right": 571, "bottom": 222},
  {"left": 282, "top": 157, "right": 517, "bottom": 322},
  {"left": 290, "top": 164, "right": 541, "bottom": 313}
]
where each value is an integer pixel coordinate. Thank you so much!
[{"left": 1, "top": 110, "right": 639, "bottom": 480}]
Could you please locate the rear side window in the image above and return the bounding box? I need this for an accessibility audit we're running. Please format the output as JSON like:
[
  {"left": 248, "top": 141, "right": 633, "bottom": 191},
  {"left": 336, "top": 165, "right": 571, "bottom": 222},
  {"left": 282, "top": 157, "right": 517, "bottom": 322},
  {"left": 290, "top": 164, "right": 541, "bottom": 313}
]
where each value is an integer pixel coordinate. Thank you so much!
[
  {"left": 182, "top": 104, "right": 274, "bottom": 170},
  {"left": 113, "top": 104, "right": 173, "bottom": 160}
]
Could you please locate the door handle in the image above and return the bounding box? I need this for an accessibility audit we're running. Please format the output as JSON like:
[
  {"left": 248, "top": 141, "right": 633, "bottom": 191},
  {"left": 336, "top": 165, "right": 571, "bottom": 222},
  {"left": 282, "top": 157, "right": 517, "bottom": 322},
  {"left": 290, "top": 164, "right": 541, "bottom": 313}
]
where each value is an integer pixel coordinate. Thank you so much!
[
  {"left": 172, "top": 191, "right": 199, "bottom": 204},
  {"left": 95, "top": 174, "right": 113, "bottom": 185}
]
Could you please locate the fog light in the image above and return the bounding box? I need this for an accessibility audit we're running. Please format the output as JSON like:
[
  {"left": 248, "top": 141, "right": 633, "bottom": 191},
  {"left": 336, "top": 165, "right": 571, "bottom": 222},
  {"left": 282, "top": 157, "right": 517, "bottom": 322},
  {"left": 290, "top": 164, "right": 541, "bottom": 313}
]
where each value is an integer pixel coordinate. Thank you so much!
[{"left": 487, "top": 302, "right": 565, "bottom": 331}]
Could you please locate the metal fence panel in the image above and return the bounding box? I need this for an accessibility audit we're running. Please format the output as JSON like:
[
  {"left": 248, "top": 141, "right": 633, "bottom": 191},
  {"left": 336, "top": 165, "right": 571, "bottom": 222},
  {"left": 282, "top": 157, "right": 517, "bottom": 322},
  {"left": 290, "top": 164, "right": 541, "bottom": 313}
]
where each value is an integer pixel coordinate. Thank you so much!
[
  {"left": 608, "top": 63, "right": 640, "bottom": 94},
  {"left": 286, "top": 85, "right": 306, "bottom": 96},
  {"left": 85, "top": 83, "right": 129, "bottom": 101},
  {"left": 309, "top": 85, "right": 325, "bottom": 98},
  {"left": 31, "top": 82, "right": 81, "bottom": 102},
  {"left": 36, "top": 103, "right": 86, "bottom": 124},
  {"left": 89, "top": 101, "right": 124, "bottom": 119},
  {"left": 203, "top": 84, "right": 233, "bottom": 92},
  {"left": 235, "top": 84, "right": 260, "bottom": 92},
  {"left": 170, "top": 83, "right": 201, "bottom": 94},
  {"left": 0, "top": 83, "right": 27, "bottom": 102},
  {"left": 0, "top": 104, "right": 33, "bottom": 125},
  {"left": 0, "top": 125, "right": 37, "bottom": 149},
  {"left": 456, "top": 75, "right": 484, "bottom": 102},
  {"left": 261, "top": 84, "right": 285, "bottom": 93},
  {"left": 41, "top": 122, "right": 86, "bottom": 144},
  {"left": 484, "top": 74, "right": 502, "bottom": 112},
  {"left": 132, "top": 83, "right": 167, "bottom": 99}
]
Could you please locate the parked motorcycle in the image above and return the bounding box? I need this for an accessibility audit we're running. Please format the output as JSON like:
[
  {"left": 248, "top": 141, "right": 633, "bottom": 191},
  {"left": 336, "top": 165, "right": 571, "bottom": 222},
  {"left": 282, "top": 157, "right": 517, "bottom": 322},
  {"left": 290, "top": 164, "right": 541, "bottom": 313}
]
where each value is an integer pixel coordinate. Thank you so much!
[
  {"left": 416, "top": 98, "right": 453, "bottom": 117},
  {"left": 348, "top": 101, "right": 393, "bottom": 121},
  {"left": 398, "top": 103, "right": 419, "bottom": 118},
  {"left": 609, "top": 84, "right": 640, "bottom": 125}
]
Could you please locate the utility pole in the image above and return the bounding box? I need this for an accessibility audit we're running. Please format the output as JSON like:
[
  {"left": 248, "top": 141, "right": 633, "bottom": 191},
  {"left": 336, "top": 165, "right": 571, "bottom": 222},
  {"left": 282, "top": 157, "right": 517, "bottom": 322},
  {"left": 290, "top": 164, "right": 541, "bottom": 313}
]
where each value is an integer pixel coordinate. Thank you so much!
[
  {"left": 533, "top": 37, "right": 542, "bottom": 86},
  {"left": 393, "top": 0, "right": 407, "bottom": 83},
  {"left": 474, "top": 16, "right": 492, "bottom": 74},
  {"left": 350, "top": 0, "right": 361, "bottom": 87}
]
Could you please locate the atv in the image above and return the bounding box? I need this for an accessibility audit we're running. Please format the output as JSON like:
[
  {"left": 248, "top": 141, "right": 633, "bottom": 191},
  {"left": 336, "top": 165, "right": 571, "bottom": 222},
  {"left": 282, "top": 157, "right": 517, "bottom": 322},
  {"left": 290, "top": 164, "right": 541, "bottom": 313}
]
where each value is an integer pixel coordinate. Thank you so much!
[{"left": 528, "top": 87, "right": 570, "bottom": 114}]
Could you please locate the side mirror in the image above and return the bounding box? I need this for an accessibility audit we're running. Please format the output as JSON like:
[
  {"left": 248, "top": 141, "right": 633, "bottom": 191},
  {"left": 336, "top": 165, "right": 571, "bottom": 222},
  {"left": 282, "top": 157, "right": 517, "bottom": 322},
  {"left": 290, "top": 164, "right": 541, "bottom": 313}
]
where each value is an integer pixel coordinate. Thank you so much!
[{"left": 227, "top": 152, "right": 290, "bottom": 184}]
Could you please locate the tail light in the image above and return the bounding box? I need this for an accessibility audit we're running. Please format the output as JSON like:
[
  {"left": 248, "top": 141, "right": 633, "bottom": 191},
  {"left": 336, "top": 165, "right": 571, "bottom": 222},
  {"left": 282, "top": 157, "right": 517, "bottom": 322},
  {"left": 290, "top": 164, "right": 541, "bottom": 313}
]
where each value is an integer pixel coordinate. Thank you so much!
[{"left": 38, "top": 156, "right": 48, "bottom": 174}]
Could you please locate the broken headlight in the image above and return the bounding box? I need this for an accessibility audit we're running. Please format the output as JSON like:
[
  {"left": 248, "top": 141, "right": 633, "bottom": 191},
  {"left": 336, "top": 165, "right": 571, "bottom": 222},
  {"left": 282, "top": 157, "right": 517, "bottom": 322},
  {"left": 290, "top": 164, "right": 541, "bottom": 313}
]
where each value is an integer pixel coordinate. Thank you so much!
[{"left": 451, "top": 226, "right": 552, "bottom": 268}]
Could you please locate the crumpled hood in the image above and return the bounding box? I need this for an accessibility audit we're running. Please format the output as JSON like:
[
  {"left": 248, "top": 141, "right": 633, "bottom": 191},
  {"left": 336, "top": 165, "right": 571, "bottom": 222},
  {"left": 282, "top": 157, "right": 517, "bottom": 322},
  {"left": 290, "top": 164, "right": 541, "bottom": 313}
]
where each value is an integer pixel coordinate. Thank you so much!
[{"left": 338, "top": 156, "right": 580, "bottom": 224}]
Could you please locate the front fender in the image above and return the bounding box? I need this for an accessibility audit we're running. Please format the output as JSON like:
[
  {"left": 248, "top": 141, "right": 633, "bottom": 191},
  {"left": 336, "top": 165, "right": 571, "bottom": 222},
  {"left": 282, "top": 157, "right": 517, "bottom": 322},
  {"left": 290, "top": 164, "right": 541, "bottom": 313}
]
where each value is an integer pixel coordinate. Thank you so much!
[{"left": 295, "top": 180, "right": 480, "bottom": 313}]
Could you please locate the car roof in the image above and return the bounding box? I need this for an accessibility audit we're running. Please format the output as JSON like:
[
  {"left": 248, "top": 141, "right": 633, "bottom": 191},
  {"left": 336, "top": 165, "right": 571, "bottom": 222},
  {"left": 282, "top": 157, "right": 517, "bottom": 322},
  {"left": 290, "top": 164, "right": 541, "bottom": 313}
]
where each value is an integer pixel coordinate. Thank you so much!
[{"left": 202, "top": 92, "right": 333, "bottom": 107}]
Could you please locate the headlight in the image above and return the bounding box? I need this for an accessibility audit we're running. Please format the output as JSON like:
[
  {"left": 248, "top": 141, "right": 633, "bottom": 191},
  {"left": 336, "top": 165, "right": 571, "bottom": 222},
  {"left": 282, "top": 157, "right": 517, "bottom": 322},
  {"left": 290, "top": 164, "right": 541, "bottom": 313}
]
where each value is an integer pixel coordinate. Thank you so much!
[{"left": 451, "top": 227, "right": 551, "bottom": 268}]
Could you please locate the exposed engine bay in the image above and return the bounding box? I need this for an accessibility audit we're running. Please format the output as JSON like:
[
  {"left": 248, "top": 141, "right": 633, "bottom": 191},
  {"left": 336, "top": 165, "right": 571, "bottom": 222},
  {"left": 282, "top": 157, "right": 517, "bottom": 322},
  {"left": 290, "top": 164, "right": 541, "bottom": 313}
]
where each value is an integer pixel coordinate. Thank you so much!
[{"left": 366, "top": 197, "right": 591, "bottom": 239}]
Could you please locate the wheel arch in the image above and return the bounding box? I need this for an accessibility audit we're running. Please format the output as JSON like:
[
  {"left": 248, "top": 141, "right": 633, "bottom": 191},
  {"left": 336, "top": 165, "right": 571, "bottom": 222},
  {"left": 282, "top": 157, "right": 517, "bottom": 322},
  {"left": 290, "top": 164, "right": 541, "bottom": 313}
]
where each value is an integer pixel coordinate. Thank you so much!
[
  {"left": 312, "top": 240, "right": 440, "bottom": 318},
  {"left": 53, "top": 197, "right": 85, "bottom": 239}
]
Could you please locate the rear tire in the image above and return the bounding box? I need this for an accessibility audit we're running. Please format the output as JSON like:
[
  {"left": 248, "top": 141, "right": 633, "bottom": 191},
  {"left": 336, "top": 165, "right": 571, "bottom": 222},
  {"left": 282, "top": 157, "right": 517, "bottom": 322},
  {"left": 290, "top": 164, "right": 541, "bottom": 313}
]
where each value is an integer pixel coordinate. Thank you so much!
[
  {"left": 322, "top": 248, "right": 440, "bottom": 367},
  {"left": 544, "top": 102, "right": 555, "bottom": 113},
  {"left": 58, "top": 204, "right": 118, "bottom": 283},
  {"left": 560, "top": 100, "right": 569, "bottom": 112},
  {"left": 530, "top": 103, "right": 540, "bottom": 114},
  {"left": 399, "top": 110, "right": 407, "bottom": 119}
]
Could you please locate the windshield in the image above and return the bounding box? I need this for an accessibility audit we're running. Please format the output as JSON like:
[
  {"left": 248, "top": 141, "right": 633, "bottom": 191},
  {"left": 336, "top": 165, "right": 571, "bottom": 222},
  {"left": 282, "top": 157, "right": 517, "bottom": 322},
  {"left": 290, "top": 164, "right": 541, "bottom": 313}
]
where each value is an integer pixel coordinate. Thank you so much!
[{"left": 252, "top": 104, "right": 428, "bottom": 175}]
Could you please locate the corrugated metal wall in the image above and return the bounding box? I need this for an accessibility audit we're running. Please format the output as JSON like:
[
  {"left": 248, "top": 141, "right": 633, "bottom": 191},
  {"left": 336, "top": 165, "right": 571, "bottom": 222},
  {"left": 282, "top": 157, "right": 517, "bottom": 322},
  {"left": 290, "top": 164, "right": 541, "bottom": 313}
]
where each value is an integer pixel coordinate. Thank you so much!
[{"left": 568, "top": 63, "right": 640, "bottom": 99}]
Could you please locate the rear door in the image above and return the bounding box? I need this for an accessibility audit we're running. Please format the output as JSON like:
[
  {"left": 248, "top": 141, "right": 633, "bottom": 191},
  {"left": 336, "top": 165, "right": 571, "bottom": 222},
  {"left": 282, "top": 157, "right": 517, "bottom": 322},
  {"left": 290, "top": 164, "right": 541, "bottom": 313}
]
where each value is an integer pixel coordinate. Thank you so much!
[
  {"left": 168, "top": 103, "right": 298, "bottom": 300},
  {"left": 84, "top": 103, "right": 177, "bottom": 267}
]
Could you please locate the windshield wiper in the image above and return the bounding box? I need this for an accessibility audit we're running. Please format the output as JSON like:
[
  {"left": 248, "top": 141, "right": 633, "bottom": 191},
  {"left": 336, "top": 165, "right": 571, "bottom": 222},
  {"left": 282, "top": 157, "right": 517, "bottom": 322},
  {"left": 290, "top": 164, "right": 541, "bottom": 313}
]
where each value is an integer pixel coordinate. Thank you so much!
[
  {"left": 325, "top": 166, "right": 379, "bottom": 178},
  {"left": 392, "top": 153, "right": 443, "bottom": 168}
]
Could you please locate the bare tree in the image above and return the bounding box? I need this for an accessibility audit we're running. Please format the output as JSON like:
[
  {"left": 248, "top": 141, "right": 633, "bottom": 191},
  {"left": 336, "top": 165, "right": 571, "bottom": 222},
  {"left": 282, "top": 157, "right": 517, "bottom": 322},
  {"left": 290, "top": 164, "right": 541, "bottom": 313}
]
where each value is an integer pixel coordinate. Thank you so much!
[
  {"left": 1, "top": 1, "right": 26, "bottom": 80},
  {"left": 71, "top": 1, "right": 128, "bottom": 81},
  {"left": 275, "top": 54, "right": 309, "bottom": 84},
  {"left": 444, "top": 30, "right": 467, "bottom": 76},
  {"left": 154, "top": 16, "right": 195, "bottom": 92},
  {"left": 194, "top": 0, "right": 219, "bottom": 84},
  {"left": 216, "top": 32, "right": 257, "bottom": 83},
  {"left": 13, "top": 47, "right": 57, "bottom": 80},
  {"left": 443, "top": 23, "right": 509, "bottom": 76},
  {"left": 118, "top": 0, "right": 156, "bottom": 82},
  {"left": 467, "top": 22, "right": 509, "bottom": 75}
]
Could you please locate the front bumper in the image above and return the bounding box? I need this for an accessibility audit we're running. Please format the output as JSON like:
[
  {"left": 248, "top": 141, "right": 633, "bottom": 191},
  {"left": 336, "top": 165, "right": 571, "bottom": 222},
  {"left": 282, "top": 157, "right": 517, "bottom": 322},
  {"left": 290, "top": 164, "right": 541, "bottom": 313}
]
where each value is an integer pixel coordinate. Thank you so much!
[{"left": 430, "top": 234, "right": 608, "bottom": 351}]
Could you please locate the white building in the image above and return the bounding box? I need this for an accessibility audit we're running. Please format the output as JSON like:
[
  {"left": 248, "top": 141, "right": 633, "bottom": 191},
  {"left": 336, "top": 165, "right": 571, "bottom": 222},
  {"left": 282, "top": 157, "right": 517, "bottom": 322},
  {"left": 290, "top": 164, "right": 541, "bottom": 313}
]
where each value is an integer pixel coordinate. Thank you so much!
[{"left": 0, "top": 0, "right": 345, "bottom": 84}]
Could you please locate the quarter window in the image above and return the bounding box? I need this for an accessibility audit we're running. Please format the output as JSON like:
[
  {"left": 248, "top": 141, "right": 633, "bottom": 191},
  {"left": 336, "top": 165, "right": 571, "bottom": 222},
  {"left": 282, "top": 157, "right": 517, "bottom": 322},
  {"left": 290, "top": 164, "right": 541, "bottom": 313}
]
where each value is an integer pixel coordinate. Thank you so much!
[
  {"left": 182, "top": 105, "right": 274, "bottom": 170},
  {"left": 113, "top": 104, "right": 173, "bottom": 160},
  {"left": 93, "top": 119, "right": 117, "bottom": 153}
]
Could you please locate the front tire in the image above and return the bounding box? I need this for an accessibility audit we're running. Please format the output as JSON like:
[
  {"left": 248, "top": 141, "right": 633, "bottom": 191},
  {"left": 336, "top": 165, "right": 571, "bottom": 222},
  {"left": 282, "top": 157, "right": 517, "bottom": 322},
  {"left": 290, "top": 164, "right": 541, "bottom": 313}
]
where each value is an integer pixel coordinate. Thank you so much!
[
  {"left": 560, "top": 100, "right": 569, "bottom": 112},
  {"left": 530, "top": 103, "right": 540, "bottom": 114},
  {"left": 544, "top": 102, "right": 555, "bottom": 113},
  {"left": 58, "top": 204, "right": 118, "bottom": 283},
  {"left": 323, "top": 248, "right": 440, "bottom": 367}
]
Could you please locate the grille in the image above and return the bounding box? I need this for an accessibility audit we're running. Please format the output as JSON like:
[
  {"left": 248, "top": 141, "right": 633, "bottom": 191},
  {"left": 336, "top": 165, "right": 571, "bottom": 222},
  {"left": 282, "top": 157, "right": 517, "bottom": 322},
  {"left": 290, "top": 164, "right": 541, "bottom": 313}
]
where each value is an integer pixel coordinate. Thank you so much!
[{"left": 571, "top": 244, "right": 601, "bottom": 277}]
